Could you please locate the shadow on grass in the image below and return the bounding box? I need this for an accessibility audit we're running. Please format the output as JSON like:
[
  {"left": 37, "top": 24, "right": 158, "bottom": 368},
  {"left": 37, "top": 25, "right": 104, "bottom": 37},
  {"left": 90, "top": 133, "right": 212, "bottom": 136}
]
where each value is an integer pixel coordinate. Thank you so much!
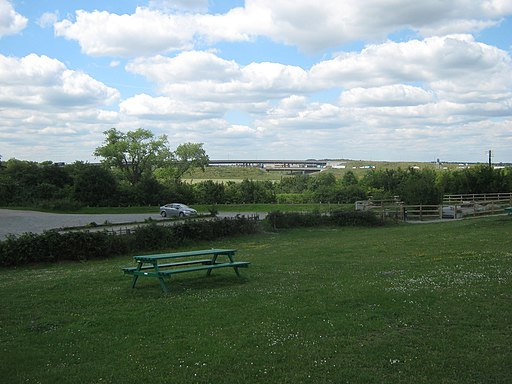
[{"left": 124, "top": 273, "right": 251, "bottom": 296}]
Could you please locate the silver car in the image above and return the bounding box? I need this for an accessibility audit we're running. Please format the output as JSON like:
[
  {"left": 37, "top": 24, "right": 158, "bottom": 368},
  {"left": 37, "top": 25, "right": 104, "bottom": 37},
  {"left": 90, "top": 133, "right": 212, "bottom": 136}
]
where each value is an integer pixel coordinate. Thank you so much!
[{"left": 159, "top": 203, "right": 197, "bottom": 218}]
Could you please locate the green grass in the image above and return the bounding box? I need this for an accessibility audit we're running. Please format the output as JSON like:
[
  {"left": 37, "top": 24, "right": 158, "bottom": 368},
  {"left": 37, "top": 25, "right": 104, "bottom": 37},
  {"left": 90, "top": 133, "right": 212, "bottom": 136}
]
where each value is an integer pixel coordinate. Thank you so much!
[
  {"left": 18, "top": 203, "right": 348, "bottom": 215},
  {"left": 1, "top": 216, "right": 511, "bottom": 383},
  {"left": 185, "top": 166, "right": 282, "bottom": 182},
  {"left": 184, "top": 160, "right": 462, "bottom": 182}
]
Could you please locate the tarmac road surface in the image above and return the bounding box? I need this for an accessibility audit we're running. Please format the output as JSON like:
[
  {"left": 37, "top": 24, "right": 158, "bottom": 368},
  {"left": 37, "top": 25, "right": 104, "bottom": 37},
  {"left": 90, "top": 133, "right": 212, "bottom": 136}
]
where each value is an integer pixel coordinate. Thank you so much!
[
  {"left": 0, "top": 209, "right": 264, "bottom": 239},
  {"left": 0, "top": 209, "right": 163, "bottom": 239}
]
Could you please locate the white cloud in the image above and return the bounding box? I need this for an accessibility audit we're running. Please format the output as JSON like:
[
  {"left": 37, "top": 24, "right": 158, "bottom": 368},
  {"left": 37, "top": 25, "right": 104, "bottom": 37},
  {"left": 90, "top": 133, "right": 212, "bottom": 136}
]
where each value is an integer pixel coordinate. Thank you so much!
[
  {"left": 310, "top": 35, "right": 512, "bottom": 95},
  {"left": 340, "top": 85, "right": 434, "bottom": 107},
  {"left": 0, "top": 54, "right": 121, "bottom": 161},
  {"left": 37, "top": 11, "right": 59, "bottom": 28},
  {"left": 0, "top": 0, "right": 27, "bottom": 37},
  {"left": 114, "top": 32, "right": 512, "bottom": 161},
  {"left": 126, "top": 51, "right": 311, "bottom": 104},
  {"left": 149, "top": 0, "right": 209, "bottom": 13},
  {"left": 0, "top": 54, "right": 119, "bottom": 110},
  {"left": 124, "top": 35, "right": 511, "bottom": 115},
  {"left": 54, "top": 8, "right": 196, "bottom": 57},
  {"left": 126, "top": 51, "right": 241, "bottom": 83},
  {"left": 4, "top": 2, "right": 512, "bottom": 163},
  {"left": 52, "top": 1, "right": 512, "bottom": 57},
  {"left": 119, "top": 93, "right": 222, "bottom": 120}
]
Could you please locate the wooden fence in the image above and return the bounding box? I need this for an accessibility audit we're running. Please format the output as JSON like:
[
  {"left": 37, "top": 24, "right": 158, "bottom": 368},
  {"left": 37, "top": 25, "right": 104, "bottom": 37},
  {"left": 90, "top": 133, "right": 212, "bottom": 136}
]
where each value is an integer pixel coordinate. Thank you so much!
[
  {"left": 403, "top": 205, "right": 440, "bottom": 221},
  {"left": 359, "top": 192, "right": 512, "bottom": 222}
]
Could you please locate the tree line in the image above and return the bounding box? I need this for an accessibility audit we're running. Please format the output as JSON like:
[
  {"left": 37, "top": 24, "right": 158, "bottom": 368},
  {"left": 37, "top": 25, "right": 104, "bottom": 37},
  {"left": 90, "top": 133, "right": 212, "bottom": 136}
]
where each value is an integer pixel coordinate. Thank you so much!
[
  {"left": 1, "top": 159, "right": 511, "bottom": 209},
  {"left": 1, "top": 128, "right": 511, "bottom": 209}
]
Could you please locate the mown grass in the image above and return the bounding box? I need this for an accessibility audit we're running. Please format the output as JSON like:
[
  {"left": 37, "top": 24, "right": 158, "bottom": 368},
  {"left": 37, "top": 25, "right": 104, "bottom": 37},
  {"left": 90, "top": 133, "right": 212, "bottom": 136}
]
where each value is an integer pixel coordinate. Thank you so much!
[
  {"left": 184, "top": 161, "right": 461, "bottom": 182},
  {"left": 1, "top": 216, "right": 511, "bottom": 383},
  {"left": 34, "top": 203, "right": 348, "bottom": 215}
]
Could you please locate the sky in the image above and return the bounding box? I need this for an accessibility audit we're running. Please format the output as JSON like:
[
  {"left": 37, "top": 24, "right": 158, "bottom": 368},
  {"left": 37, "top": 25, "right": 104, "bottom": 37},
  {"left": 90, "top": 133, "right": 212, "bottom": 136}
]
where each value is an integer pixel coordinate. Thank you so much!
[{"left": 1, "top": 0, "right": 512, "bottom": 164}]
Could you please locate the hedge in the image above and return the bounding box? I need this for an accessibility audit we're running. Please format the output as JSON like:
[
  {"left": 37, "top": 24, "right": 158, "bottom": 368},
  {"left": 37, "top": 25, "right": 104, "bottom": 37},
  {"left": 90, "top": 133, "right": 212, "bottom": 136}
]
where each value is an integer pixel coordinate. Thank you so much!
[
  {"left": 0, "top": 212, "right": 382, "bottom": 266},
  {"left": 0, "top": 216, "right": 260, "bottom": 267},
  {"left": 266, "top": 209, "right": 382, "bottom": 229}
]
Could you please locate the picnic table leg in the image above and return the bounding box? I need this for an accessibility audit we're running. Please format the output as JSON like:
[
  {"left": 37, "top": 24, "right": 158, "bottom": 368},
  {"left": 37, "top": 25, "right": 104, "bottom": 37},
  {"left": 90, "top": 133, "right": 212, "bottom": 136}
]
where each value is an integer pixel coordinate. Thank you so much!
[
  {"left": 226, "top": 251, "right": 241, "bottom": 277},
  {"left": 158, "top": 277, "right": 170, "bottom": 293},
  {"left": 232, "top": 266, "right": 241, "bottom": 277},
  {"left": 206, "top": 254, "right": 218, "bottom": 276},
  {"left": 131, "top": 261, "right": 143, "bottom": 288},
  {"left": 153, "top": 262, "right": 170, "bottom": 293}
]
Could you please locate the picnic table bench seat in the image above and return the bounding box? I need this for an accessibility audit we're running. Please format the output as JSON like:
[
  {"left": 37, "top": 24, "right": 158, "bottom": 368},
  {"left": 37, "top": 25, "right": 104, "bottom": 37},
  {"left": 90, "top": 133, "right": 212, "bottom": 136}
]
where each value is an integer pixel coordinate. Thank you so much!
[
  {"left": 122, "top": 248, "right": 250, "bottom": 293},
  {"left": 122, "top": 259, "right": 213, "bottom": 272}
]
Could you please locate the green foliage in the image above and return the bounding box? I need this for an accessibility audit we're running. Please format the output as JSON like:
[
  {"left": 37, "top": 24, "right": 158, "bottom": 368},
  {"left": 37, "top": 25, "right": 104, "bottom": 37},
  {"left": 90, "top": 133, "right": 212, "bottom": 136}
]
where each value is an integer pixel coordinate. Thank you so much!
[
  {"left": 94, "top": 128, "right": 172, "bottom": 186},
  {"left": 266, "top": 209, "right": 382, "bottom": 229},
  {"left": 0, "top": 159, "right": 74, "bottom": 206},
  {"left": 0, "top": 231, "right": 115, "bottom": 266},
  {"left": 194, "top": 180, "right": 225, "bottom": 204},
  {"left": 171, "top": 142, "right": 209, "bottom": 183},
  {"left": 398, "top": 168, "right": 441, "bottom": 204},
  {"left": 71, "top": 162, "right": 118, "bottom": 206},
  {"left": 437, "top": 164, "right": 512, "bottom": 194},
  {"left": 224, "top": 179, "right": 276, "bottom": 203},
  {"left": 363, "top": 168, "right": 442, "bottom": 204},
  {"left": 276, "top": 193, "right": 311, "bottom": 204},
  {"left": 0, "top": 217, "right": 260, "bottom": 267},
  {"left": 1, "top": 152, "right": 512, "bottom": 209}
]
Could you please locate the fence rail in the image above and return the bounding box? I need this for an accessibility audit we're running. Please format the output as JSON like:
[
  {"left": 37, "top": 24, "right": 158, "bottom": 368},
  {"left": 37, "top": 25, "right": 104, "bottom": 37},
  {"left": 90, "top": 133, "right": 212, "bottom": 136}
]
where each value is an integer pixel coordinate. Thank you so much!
[
  {"left": 404, "top": 205, "right": 440, "bottom": 221},
  {"left": 444, "top": 193, "right": 512, "bottom": 204},
  {"left": 358, "top": 192, "right": 512, "bottom": 221}
]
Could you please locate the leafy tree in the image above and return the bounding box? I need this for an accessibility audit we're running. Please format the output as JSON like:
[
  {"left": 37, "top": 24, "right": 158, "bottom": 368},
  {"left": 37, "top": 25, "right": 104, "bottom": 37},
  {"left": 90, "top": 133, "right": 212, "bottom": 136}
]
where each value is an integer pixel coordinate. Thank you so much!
[
  {"left": 195, "top": 180, "right": 225, "bottom": 204},
  {"left": 171, "top": 143, "right": 209, "bottom": 183},
  {"left": 94, "top": 128, "right": 172, "bottom": 186},
  {"left": 154, "top": 143, "right": 210, "bottom": 187},
  {"left": 71, "top": 162, "right": 118, "bottom": 206},
  {"left": 278, "top": 174, "right": 311, "bottom": 193},
  {"left": 399, "top": 168, "right": 441, "bottom": 204},
  {"left": 309, "top": 172, "right": 336, "bottom": 190},
  {"left": 437, "top": 165, "right": 512, "bottom": 194},
  {"left": 362, "top": 168, "right": 406, "bottom": 197},
  {"left": 341, "top": 170, "right": 358, "bottom": 186}
]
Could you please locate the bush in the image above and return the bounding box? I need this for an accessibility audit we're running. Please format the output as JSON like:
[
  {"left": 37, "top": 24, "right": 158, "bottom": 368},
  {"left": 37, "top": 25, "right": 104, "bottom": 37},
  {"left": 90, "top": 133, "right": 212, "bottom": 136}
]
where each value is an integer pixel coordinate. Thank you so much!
[
  {"left": 0, "top": 216, "right": 260, "bottom": 267},
  {"left": 329, "top": 210, "right": 382, "bottom": 226},
  {"left": 267, "top": 210, "right": 382, "bottom": 230}
]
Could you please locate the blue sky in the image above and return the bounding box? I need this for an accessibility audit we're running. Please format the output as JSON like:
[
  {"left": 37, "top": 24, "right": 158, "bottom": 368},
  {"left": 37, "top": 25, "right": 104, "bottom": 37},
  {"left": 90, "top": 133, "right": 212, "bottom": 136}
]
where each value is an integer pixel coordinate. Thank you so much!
[{"left": 1, "top": 0, "right": 512, "bottom": 163}]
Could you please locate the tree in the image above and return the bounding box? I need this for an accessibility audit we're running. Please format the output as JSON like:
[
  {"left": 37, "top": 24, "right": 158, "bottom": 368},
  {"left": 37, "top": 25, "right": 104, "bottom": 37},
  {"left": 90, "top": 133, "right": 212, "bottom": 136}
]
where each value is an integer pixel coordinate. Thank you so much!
[
  {"left": 194, "top": 180, "right": 225, "bottom": 204},
  {"left": 341, "top": 170, "right": 358, "bottom": 186},
  {"left": 399, "top": 168, "right": 441, "bottom": 204},
  {"left": 171, "top": 142, "right": 209, "bottom": 183},
  {"left": 94, "top": 128, "right": 172, "bottom": 186},
  {"left": 71, "top": 162, "right": 118, "bottom": 206}
]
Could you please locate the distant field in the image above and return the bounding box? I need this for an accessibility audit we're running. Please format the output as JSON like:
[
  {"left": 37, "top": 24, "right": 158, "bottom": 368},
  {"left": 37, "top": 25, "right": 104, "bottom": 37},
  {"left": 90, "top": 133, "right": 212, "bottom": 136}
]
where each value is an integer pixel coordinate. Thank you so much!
[
  {"left": 185, "top": 166, "right": 281, "bottom": 182},
  {"left": 1, "top": 216, "right": 511, "bottom": 383},
  {"left": 184, "top": 160, "right": 463, "bottom": 182}
]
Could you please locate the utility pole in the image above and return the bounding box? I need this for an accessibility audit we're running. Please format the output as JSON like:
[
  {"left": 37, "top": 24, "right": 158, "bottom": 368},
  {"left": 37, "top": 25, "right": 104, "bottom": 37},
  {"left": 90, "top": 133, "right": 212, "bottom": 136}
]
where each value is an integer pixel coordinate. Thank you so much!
[{"left": 488, "top": 150, "right": 492, "bottom": 167}]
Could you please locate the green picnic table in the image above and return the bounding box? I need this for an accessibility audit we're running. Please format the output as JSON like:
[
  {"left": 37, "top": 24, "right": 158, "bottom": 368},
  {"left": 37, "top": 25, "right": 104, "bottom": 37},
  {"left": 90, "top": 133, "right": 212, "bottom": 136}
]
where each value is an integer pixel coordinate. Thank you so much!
[
  {"left": 122, "top": 248, "right": 250, "bottom": 293},
  {"left": 505, "top": 207, "right": 512, "bottom": 215}
]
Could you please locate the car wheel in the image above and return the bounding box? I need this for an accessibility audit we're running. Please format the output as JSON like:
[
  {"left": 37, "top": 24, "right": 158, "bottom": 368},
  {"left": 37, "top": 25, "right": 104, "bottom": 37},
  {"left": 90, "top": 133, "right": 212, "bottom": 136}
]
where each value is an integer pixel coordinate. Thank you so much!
[
  {"left": 179, "top": 212, "right": 185, "bottom": 217},
  {"left": 161, "top": 211, "right": 167, "bottom": 217}
]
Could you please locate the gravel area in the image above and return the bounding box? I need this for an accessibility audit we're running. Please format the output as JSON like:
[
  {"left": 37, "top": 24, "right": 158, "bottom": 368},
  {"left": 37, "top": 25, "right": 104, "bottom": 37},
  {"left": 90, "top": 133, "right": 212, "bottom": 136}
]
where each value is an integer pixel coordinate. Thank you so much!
[
  {"left": 0, "top": 209, "right": 265, "bottom": 239},
  {"left": 0, "top": 209, "right": 163, "bottom": 239}
]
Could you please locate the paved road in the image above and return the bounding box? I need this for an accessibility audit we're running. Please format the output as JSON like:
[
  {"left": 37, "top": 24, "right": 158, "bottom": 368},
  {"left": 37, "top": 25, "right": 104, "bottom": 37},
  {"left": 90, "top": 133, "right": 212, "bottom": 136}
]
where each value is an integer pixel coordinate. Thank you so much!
[
  {"left": 0, "top": 209, "right": 264, "bottom": 239},
  {"left": 0, "top": 209, "right": 164, "bottom": 239}
]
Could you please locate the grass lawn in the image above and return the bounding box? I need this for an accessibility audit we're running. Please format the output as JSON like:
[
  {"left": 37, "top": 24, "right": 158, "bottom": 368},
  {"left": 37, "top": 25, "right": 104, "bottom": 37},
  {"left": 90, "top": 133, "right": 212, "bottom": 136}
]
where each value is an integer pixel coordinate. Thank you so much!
[
  {"left": 45, "top": 203, "right": 347, "bottom": 215},
  {"left": 1, "top": 216, "right": 511, "bottom": 383}
]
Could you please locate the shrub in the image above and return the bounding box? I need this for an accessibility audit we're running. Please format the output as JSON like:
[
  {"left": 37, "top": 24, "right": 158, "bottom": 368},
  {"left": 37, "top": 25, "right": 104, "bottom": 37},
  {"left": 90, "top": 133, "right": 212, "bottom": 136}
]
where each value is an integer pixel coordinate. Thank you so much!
[
  {"left": 0, "top": 216, "right": 260, "bottom": 267},
  {"left": 267, "top": 210, "right": 382, "bottom": 230}
]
